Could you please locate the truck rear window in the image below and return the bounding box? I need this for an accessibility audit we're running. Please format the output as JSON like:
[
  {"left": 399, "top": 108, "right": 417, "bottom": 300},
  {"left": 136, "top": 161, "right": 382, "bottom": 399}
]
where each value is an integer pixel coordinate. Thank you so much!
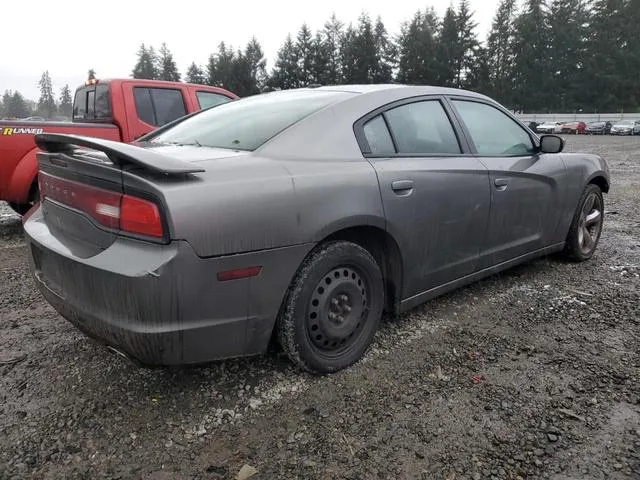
[{"left": 73, "top": 85, "right": 112, "bottom": 122}]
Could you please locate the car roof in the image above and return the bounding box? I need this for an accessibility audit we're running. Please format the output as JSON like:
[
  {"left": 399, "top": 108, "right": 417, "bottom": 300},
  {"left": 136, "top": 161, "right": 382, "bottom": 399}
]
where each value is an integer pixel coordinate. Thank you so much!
[{"left": 312, "top": 83, "right": 489, "bottom": 99}]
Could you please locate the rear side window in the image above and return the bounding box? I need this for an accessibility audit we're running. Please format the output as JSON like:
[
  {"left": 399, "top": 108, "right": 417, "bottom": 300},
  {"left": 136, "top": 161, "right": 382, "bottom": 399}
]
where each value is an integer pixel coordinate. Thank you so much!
[
  {"left": 384, "top": 100, "right": 461, "bottom": 155},
  {"left": 72, "top": 84, "right": 112, "bottom": 121},
  {"left": 150, "top": 90, "right": 353, "bottom": 151},
  {"left": 363, "top": 116, "right": 395, "bottom": 155},
  {"left": 196, "top": 91, "right": 232, "bottom": 109},
  {"left": 133, "top": 87, "right": 187, "bottom": 127}
]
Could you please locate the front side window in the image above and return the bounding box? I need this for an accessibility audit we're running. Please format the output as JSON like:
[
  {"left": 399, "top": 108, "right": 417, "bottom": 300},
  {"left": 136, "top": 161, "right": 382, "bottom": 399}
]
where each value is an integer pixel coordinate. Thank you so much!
[
  {"left": 383, "top": 100, "right": 462, "bottom": 155},
  {"left": 151, "top": 90, "right": 353, "bottom": 151},
  {"left": 133, "top": 88, "right": 155, "bottom": 125},
  {"left": 196, "top": 91, "right": 232, "bottom": 110},
  {"left": 151, "top": 88, "right": 187, "bottom": 126},
  {"left": 452, "top": 100, "right": 535, "bottom": 156}
]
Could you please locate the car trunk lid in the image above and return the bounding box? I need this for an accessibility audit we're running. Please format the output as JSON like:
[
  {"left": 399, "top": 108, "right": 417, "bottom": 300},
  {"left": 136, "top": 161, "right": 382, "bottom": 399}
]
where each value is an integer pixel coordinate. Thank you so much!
[{"left": 34, "top": 133, "right": 203, "bottom": 257}]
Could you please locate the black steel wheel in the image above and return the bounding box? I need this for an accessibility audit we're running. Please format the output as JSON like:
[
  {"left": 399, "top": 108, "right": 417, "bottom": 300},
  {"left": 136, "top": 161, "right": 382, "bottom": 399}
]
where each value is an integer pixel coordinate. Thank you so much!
[
  {"left": 561, "top": 184, "right": 604, "bottom": 262},
  {"left": 277, "top": 241, "right": 384, "bottom": 374}
]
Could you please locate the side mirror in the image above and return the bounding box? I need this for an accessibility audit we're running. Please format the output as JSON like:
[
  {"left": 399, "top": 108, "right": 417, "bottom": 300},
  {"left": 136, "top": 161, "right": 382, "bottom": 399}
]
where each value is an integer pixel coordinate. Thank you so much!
[{"left": 539, "top": 134, "right": 564, "bottom": 154}]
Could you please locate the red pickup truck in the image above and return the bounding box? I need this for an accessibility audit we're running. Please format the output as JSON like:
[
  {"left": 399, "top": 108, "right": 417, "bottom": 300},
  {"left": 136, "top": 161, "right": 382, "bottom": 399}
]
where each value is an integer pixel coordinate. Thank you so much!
[{"left": 0, "top": 78, "right": 238, "bottom": 214}]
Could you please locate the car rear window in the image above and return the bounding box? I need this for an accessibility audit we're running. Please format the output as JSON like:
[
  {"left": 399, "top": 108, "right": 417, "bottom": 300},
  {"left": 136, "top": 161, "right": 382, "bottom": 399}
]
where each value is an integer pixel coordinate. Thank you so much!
[{"left": 150, "top": 90, "right": 353, "bottom": 151}]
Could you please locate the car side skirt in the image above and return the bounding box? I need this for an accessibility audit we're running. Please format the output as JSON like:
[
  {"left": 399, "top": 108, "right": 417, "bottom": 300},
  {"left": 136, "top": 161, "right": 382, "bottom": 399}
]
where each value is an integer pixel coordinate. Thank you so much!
[{"left": 399, "top": 242, "right": 566, "bottom": 313}]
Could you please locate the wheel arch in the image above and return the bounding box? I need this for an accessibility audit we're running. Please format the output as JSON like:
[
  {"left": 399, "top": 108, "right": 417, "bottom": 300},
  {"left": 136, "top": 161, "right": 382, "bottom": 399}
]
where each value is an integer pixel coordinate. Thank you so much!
[
  {"left": 6, "top": 147, "right": 39, "bottom": 204},
  {"left": 321, "top": 225, "right": 404, "bottom": 317},
  {"left": 587, "top": 173, "right": 609, "bottom": 194}
]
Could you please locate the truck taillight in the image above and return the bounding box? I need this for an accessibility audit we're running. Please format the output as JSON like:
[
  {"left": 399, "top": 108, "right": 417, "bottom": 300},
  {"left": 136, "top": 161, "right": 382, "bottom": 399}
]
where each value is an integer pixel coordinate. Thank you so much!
[{"left": 38, "top": 171, "right": 164, "bottom": 239}]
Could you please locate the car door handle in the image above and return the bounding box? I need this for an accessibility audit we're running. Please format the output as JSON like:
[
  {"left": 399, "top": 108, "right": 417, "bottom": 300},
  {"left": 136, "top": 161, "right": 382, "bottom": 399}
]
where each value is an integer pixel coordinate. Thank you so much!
[
  {"left": 494, "top": 178, "right": 509, "bottom": 191},
  {"left": 391, "top": 180, "right": 414, "bottom": 195},
  {"left": 391, "top": 180, "right": 414, "bottom": 191}
]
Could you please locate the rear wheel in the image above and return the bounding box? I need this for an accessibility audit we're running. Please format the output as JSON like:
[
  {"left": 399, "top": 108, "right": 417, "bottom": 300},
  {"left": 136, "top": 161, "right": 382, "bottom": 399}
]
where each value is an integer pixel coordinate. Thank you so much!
[
  {"left": 277, "top": 241, "right": 384, "bottom": 374},
  {"left": 561, "top": 184, "right": 604, "bottom": 262}
]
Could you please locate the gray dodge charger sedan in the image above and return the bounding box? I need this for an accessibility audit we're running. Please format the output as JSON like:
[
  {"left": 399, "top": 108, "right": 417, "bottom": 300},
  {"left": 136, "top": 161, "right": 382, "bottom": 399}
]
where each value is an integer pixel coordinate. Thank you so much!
[{"left": 24, "top": 85, "right": 610, "bottom": 374}]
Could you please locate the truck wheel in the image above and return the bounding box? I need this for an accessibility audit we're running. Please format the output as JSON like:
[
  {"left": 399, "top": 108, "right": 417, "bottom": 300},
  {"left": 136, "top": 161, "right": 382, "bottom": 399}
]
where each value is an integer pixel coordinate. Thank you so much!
[
  {"left": 561, "top": 184, "right": 604, "bottom": 262},
  {"left": 8, "top": 203, "right": 31, "bottom": 216},
  {"left": 277, "top": 241, "right": 384, "bottom": 374},
  {"left": 8, "top": 182, "right": 39, "bottom": 216}
]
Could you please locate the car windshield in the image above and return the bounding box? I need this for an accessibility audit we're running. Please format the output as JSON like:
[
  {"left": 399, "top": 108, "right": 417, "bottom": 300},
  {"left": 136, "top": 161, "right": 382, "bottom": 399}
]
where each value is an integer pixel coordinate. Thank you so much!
[
  {"left": 150, "top": 89, "right": 354, "bottom": 151},
  {"left": 618, "top": 120, "right": 634, "bottom": 125}
]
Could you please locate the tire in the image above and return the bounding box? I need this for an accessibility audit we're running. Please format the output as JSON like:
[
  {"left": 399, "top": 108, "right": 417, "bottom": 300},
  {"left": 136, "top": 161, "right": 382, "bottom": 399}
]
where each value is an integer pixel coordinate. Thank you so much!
[
  {"left": 8, "top": 202, "right": 32, "bottom": 216},
  {"left": 8, "top": 182, "right": 39, "bottom": 216},
  {"left": 561, "top": 184, "right": 604, "bottom": 262},
  {"left": 276, "top": 241, "right": 384, "bottom": 374}
]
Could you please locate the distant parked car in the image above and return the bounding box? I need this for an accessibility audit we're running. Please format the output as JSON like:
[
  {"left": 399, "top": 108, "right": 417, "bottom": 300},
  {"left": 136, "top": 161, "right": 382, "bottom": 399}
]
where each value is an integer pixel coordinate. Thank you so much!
[
  {"left": 585, "top": 121, "right": 612, "bottom": 135},
  {"left": 536, "top": 121, "right": 563, "bottom": 134},
  {"left": 560, "top": 121, "right": 587, "bottom": 134},
  {"left": 610, "top": 119, "right": 640, "bottom": 136}
]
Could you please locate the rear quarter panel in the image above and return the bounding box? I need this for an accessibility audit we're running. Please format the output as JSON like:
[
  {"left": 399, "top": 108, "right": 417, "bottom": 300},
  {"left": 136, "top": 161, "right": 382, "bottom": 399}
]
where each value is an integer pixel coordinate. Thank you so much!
[
  {"left": 0, "top": 122, "right": 120, "bottom": 203},
  {"left": 556, "top": 152, "right": 610, "bottom": 239},
  {"left": 156, "top": 154, "right": 383, "bottom": 258}
]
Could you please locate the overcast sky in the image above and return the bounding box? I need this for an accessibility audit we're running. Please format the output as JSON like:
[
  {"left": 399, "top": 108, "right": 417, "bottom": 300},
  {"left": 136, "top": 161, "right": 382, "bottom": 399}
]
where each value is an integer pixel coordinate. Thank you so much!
[{"left": 1, "top": 0, "right": 494, "bottom": 101}]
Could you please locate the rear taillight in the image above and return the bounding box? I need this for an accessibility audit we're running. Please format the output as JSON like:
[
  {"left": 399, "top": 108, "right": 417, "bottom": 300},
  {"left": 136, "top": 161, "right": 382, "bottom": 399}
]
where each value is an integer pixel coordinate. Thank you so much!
[
  {"left": 120, "top": 195, "right": 163, "bottom": 238},
  {"left": 38, "top": 171, "right": 164, "bottom": 239}
]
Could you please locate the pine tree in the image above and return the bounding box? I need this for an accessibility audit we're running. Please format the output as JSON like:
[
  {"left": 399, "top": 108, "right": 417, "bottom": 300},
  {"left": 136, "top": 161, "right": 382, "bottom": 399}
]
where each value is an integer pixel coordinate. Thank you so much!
[
  {"left": 296, "top": 24, "right": 315, "bottom": 86},
  {"left": 214, "top": 42, "right": 236, "bottom": 89},
  {"left": 59, "top": 84, "right": 73, "bottom": 118},
  {"left": 396, "top": 8, "right": 440, "bottom": 85},
  {"left": 621, "top": 0, "right": 640, "bottom": 109},
  {"left": 436, "top": 7, "right": 459, "bottom": 87},
  {"left": 9, "top": 91, "right": 31, "bottom": 118},
  {"left": 311, "top": 31, "right": 332, "bottom": 85},
  {"left": 547, "top": 0, "right": 589, "bottom": 111},
  {"left": 456, "top": 0, "right": 480, "bottom": 88},
  {"left": 372, "top": 16, "right": 395, "bottom": 83},
  {"left": 157, "top": 43, "right": 180, "bottom": 82},
  {"left": 206, "top": 54, "right": 217, "bottom": 86},
  {"left": 38, "top": 71, "right": 57, "bottom": 118},
  {"left": 465, "top": 45, "right": 491, "bottom": 93},
  {"left": 486, "top": 0, "right": 518, "bottom": 107},
  {"left": 87, "top": 69, "right": 96, "bottom": 81},
  {"left": 132, "top": 43, "right": 158, "bottom": 79},
  {"left": 583, "top": 0, "right": 627, "bottom": 111},
  {"left": 245, "top": 37, "right": 268, "bottom": 93},
  {"left": 185, "top": 62, "right": 206, "bottom": 84},
  {"left": 342, "top": 13, "right": 378, "bottom": 83},
  {"left": 2, "top": 90, "right": 11, "bottom": 118},
  {"left": 323, "top": 14, "right": 345, "bottom": 84},
  {"left": 269, "top": 34, "right": 300, "bottom": 90},
  {"left": 511, "top": 0, "right": 552, "bottom": 111}
]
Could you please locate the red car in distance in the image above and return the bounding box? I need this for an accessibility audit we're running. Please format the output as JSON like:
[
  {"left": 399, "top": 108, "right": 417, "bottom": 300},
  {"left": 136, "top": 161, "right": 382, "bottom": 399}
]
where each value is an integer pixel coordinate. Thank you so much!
[{"left": 560, "top": 121, "right": 587, "bottom": 134}]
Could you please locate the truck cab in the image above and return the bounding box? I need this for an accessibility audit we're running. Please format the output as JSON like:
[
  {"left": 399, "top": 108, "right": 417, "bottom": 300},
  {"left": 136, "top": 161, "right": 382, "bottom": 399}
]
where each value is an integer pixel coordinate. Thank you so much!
[{"left": 0, "top": 78, "right": 238, "bottom": 214}]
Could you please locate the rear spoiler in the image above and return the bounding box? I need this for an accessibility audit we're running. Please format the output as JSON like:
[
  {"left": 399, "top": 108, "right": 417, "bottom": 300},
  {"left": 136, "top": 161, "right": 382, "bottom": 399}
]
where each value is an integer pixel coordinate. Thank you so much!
[{"left": 34, "top": 133, "right": 204, "bottom": 175}]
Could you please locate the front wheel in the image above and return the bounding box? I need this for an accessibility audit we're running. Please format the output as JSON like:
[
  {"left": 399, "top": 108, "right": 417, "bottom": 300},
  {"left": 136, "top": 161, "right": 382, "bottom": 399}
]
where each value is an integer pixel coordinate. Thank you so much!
[
  {"left": 277, "top": 241, "right": 384, "bottom": 374},
  {"left": 561, "top": 184, "right": 604, "bottom": 262}
]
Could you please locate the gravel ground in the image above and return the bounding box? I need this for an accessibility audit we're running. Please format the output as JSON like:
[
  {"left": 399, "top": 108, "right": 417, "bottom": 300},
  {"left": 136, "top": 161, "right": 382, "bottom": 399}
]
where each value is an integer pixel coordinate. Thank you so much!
[{"left": 0, "top": 135, "right": 639, "bottom": 480}]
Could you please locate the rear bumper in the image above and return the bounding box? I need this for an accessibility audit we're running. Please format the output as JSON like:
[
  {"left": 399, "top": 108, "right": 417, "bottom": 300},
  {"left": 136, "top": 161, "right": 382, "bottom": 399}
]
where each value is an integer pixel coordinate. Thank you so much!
[{"left": 24, "top": 207, "right": 313, "bottom": 366}]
